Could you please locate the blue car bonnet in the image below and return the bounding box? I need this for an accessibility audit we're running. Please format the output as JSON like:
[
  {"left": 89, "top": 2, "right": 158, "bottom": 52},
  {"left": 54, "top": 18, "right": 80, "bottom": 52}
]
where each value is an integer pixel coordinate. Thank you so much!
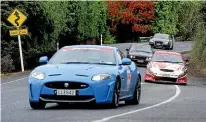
[{"left": 32, "top": 64, "right": 117, "bottom": 78}]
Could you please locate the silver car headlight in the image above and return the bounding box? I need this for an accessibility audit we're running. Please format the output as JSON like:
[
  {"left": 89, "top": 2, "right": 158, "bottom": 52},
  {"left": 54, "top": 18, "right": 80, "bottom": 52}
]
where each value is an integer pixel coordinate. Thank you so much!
[
  {"left": 147, "top": 67, "right": 154, "bottom": 74},
  {"left": 178, "top": 70, "right": 187, "bottom": 78},
  {"left": 31, "top": 72, "right": 46, "bottom": 80},
  {"left": 92, "top": 74, "right": 112, "bottom": 81},
  {"left": 146, "top": 57, "right": 151, "bottom": 61},
  {"left": 149, "top": 39, "right": 154, "bottom": 42},
  {"left": 163, "top": 41, "right": 169, "bottom": 44}
]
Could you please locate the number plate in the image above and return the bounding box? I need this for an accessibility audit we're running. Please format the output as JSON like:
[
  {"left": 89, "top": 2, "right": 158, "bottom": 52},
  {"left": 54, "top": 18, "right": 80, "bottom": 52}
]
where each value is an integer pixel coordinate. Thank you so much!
[
  {"left": 162, "top": 74, "right": 170, "bottom": 77},
  {"left": 55, "top": 89, "right": 76, "bottom": 96},
  {"left": 157, "top": 43, "right": 161, "bottom": 45},
  {"left": 137, "top": 60, "right": 144, "bottom": 63}
]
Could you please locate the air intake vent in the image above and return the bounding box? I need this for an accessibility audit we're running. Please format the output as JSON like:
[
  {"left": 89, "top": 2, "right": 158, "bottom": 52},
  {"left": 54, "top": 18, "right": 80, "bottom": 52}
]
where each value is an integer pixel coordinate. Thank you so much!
[{"left": 160, "top": 69, "right": 174, "bottom": 72}]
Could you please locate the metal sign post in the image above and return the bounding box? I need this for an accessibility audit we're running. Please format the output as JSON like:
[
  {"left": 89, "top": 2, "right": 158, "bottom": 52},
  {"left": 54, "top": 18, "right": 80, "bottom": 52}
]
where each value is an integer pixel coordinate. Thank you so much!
[
  {"left": 101, "top": 34, "right": 102, "bottom": 45},
  {"left": 7, "top": 8, "right": 27, "bottom": 72},
  {"left": 18, "top": 34, "right": 24, "bottom": 71},
  {"left": 57, "top": 41, "right": 59, "bottom": 51}
]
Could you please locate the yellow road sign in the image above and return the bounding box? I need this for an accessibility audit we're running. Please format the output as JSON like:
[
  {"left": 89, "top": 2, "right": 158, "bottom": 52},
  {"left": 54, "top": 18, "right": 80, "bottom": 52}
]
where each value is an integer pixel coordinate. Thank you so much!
[
  {"left": 7, "top": 8, "right": 27, "bottom": 28},
  {"left": 9, "top": 28, "right": 28, "bottom": 36}
]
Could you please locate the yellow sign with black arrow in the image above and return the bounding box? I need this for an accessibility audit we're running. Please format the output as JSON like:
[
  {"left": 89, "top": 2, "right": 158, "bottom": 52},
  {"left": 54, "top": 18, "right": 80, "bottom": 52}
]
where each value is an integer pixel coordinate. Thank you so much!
[
  {"left": 7, "top": 8, "right": 28, "bottom": 72},
  {"left": 7, "top": 8, "right": 27, "bottom": 28}
]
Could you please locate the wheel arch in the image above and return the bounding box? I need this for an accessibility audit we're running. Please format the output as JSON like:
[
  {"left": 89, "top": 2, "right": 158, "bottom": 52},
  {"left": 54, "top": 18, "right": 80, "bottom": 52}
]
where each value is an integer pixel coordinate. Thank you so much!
[
  {"left": 138, "top": 73, "right": 141, "bottom": 82},
  {"left": 116, "top": 75, "right": 121, "bottom": 90}
]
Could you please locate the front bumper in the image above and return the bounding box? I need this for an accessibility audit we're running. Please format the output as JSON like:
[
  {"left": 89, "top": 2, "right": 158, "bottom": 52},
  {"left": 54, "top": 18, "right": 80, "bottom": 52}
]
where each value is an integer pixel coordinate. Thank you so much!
[
  {"left": 144, "top": 70, "right": 187, "bottom": 84},
  {"left": 129, "top": 57, "right": 150, "bottom": 66},
  {"left": 131, "top": 59, "right": 149, "bottom": 66},
  {"left": 153, "top": 41, "right": 169, "bottom": 49},
  {"left": 28, "top": 77, "right": 116, "bottom": 104}
]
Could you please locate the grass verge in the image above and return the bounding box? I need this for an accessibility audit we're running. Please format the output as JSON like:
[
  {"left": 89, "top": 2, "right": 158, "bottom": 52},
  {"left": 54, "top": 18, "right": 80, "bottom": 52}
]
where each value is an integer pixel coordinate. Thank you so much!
[{"left": 187, "top": 55, "right": 206, "bottom": 77}]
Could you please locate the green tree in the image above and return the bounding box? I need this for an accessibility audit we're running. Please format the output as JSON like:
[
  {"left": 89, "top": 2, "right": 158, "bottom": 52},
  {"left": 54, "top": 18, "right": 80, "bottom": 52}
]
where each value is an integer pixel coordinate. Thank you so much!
[
  {"left": 1, "top": 1, "right": 69, "bottom": 72},
  {"left": 177, "top": 1, "right": 203, "bottom": 41},
  {"left": 1, "top": 1, "right": 109, "bottom": 73},
  {"left": 151, "top": 1, "right": 179, "bottom": 35},
  {"left": 191, "top": 1, "right": 206, "bottom": 67},
  {"left": 76, "top": 1, "right": 107, "bottom": 43}
]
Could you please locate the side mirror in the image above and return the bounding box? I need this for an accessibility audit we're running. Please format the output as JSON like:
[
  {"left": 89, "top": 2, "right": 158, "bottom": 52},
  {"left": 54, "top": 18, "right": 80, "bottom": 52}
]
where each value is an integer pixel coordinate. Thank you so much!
[
  {"left": 121, "top": 58, "right": 132, "bottom": 65},
  {"left": 126, "top": 49, "right": 129, "bottom": 52},
  {"left": 172, "top": 35, "right": 175, "bottom": 41},
  {"left": 39, "top": 56, "right": 48, "bottom": 64},
  {"left": 185, "top": 59, "right": 189, "bottom": 66},
  {"left": 150, "top": 36, "right": 153, "bottom": 38}
]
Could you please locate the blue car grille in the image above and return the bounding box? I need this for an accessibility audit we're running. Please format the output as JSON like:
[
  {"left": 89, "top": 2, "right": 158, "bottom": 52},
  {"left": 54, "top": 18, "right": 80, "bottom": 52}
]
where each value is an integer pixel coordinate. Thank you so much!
[{"left": 45, "top": 82, "right": 89, "bottom": 89}]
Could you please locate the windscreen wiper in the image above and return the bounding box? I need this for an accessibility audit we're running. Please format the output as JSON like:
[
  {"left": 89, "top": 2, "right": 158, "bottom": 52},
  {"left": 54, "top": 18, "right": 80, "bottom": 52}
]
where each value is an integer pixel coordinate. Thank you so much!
[
  {"left": 154, "top": 60, "right": 172, "bottom": 63},
  {"left": 171, "top": 61, "right": 184, "bottom": 63},
  {"left": 92, "top": 62, "right": 116, "bottom": 65}
]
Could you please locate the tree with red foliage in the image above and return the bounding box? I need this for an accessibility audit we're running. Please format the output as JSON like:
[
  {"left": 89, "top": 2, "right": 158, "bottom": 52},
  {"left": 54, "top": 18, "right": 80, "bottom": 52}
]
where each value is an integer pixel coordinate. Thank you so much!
[{"left": 107, "top": 1, "right": 155, "bottom": 35}]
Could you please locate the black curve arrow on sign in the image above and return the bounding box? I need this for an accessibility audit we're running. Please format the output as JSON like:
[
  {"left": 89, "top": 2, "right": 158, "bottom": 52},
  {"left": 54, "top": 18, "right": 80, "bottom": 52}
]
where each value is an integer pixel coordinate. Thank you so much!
[{"left": 14, "top": 11, "right": 20, "bottom": 26}]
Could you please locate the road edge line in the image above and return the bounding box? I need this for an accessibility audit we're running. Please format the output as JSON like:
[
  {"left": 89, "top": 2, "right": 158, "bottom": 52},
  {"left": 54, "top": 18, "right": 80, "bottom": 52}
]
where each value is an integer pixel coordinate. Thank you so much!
[
  {"left": 92, "top": 85, "right": 181, "bottom": 122},
  {"left": 0, "top": 76, "right": 29, "bottom": 85}
]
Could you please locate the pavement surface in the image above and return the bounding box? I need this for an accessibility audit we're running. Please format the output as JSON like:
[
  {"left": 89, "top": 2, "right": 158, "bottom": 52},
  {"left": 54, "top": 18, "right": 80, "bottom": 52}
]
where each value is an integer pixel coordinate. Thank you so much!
[{"left": 2, "top": 41, "right": 206, "bottom": 122}]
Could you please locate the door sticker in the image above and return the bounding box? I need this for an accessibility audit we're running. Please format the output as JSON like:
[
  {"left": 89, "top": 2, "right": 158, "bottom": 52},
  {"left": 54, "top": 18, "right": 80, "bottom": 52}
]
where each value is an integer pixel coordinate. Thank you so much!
[{"left": 126, "top": 71, "right": 131, "bottom": 90}]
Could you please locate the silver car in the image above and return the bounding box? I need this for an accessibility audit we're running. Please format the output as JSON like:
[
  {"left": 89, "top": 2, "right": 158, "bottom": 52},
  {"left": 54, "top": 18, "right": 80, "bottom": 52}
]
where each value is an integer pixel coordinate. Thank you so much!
[{"left": 149, "top": 33, "right": 174, "bottom": 50}]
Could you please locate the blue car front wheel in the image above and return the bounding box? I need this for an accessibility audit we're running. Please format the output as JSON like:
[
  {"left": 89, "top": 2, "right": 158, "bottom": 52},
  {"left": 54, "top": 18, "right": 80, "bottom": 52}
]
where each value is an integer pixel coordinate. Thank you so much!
[
  {"left": 110, "top": 80, "right": 120, "bottom": 108},
  {"left": 125, "top": 78, "right": 141, "bottom": 105}
]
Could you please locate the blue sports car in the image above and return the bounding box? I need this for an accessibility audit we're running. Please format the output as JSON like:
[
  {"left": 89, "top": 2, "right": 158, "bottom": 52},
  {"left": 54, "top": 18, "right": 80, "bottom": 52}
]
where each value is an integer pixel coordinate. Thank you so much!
[{"left": 28, "top": 45, "right": 141, "bottom": 109}]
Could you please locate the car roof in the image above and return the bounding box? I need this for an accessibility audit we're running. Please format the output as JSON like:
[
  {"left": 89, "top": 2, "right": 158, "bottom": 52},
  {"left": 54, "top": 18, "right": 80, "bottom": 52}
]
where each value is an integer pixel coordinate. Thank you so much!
[
  {"left": 131, "top": 44, "right": 151, "bottom": 48},
  {"left": 62, "top": 45, "right": 117, "bottom": 50},
  {"left": 130, "top": 44, "right": 152, "bottom": 50},
  {"left": 154, "top": 33, "right": 169, "bottom": 36},
  {"left": 154, "top": 50, "right": 182, "bottom": 56}
]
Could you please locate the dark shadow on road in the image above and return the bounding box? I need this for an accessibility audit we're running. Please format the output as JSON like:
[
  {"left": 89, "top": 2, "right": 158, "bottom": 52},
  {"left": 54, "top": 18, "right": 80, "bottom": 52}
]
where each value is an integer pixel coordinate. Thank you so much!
[
  {"left": 145, "top": 81, "right": 187, "bottom": 86},
  {"left": 31, "top": 102, "right": 151, "bottom": 110}
]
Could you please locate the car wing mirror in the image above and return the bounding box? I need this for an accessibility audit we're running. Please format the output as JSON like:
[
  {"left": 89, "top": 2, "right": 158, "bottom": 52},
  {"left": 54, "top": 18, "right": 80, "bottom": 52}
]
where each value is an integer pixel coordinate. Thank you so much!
[
  {"left": 39, "top": 56, "right": 48, "bottom": 65},
  {"left": 121, "top": 58, "right": 132, "bottom": 65},
  {"left": 184, "top": 58, "right": 189, "bottom": 66}
]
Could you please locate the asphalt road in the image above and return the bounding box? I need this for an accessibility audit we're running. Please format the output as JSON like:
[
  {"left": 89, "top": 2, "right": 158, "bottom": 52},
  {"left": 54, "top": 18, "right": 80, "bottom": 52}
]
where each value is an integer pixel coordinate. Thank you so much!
[{"left": 2, "top": 41, "right": 206, "bottom": 122}]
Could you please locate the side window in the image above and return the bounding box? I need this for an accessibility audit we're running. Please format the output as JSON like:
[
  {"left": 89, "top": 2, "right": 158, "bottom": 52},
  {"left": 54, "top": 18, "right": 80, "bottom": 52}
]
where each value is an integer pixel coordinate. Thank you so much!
[
  {"left": 117, "top": 50, "right": 125, "bottom": 64},
  {"left": 118, "top": 50, "right": 125, "bottom": 58},
  {"left": 116, "top": 52, "right": 122, "bottom": 64},
  {"left": 169, "top": 35, "right": 172, "bottom": 40}
]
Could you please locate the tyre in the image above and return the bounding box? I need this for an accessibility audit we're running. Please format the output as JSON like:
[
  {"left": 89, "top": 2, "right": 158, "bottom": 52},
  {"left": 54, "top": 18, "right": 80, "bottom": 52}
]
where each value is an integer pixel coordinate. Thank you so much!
[
  {"left": 180, "top": 83, "right": 187, "bottom": 86},
  {"left": 30, "top": 100, "right": 46, "bottom": 109},
  {"left": 169, "top": 41, "right": 173, "bottom": 50},
  {"left": 125, "top": 78, "right": 141, "bottom": 105},
  {"left": 110, "top": 80, "right": 120, "bottom": 108},
  {"left": 170, "top": 44, "right": 173, "bottom": 50}
]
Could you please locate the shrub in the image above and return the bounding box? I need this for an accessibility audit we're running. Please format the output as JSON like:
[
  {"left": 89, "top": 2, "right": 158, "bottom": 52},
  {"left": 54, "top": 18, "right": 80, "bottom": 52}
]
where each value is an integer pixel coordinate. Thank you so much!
[
  {"left": 103, "top": 30, "right": 116, "bottom": 44},
  {"left": 1, "top": 55, "right": 15, "bottom": 73}
]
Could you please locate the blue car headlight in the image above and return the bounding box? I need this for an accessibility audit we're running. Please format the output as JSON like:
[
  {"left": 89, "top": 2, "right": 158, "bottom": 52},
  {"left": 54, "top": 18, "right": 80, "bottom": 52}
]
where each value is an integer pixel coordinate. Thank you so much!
[
  {"left": 92, "top": 74, "right": 112, "bottom": 81},
  {"left": 31, "top": 72, "right": 46, "bottom": 80}
]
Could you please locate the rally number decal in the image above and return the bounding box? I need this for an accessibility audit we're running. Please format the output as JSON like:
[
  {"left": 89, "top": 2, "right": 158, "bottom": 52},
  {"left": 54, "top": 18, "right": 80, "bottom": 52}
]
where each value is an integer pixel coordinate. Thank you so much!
[{"left": 126, "top": 71, "right": 131, "bottom": 90}]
